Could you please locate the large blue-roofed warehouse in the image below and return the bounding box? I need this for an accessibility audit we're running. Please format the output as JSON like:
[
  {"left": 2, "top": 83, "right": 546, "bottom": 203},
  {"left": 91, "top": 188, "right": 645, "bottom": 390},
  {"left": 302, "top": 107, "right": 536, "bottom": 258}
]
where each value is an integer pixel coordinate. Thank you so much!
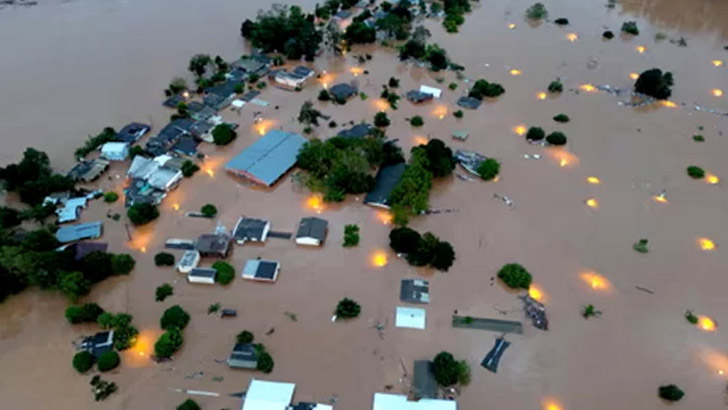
[{"left": 225, "top": 130, "right": 307, "bottom": 186}]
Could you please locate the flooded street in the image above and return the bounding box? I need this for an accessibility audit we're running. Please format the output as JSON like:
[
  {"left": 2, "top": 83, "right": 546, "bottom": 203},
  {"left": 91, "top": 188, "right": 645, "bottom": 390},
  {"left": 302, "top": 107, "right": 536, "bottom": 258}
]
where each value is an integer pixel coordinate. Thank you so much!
[{"left": 1, "top": 0, "right": 728, "bottom": 409}]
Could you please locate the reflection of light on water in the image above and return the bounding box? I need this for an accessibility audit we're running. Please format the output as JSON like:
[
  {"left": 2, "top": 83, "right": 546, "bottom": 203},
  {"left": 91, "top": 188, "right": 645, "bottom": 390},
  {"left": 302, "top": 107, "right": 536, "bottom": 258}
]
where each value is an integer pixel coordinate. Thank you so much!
[
  {"left": 129, "top": 229, "right": 153, "bottom": 253},
  {"left": 318, "top": 72, "right": 336, "bottom": 88},
  {"left": 172, "top": 203, "right": 180, "bottom": 211},
  {"left": 713, "top": 60, "right": 724, "bottom": 67},
  {"left": 548, "top": 149, "right": 579, "bottom": 168},
  {"left": 699, "top": 348, "right": 728, "bottom": 377},
  {"left": 705, "top": 173, "right": 720, "bottom": 184},
  {"left": 629, "top": 72, "right": 639, "bottom": 80},
  {"left": 652, "top": 195, "right": 668, "bottom": 203},
  {"left": 305, "top": 194, "right": 324, "bottom": 213},
  {"left": 587, "top": 176, "right": 600, "bottom": 184},
  {"left": 350, "top": 67, "right": 363, "bottom": 77},
  {"left": 537, "top": 92, "right": 547, "bottom": 100},
  {"left": 254, "top": 119, "right": 275, "bottom": 136},
  {"left": 508, "top": 23, "right": 516, "bottom": 29},
  {"left": 371, "top": 251, "right": 388, "bottom": 267},
  {"left": 560, "top": 159, "right": 568, "bottom": 167},
  {"left": 413, "top": 136, "right": 429, "bottom": 146},
  {"left": 698, "top": 316, "right": 717, "bottom": 331},
  {"left": 373, "top": 98, "right": 389, "bottom": 111},
  {"left": 528, "top": 284, "right": 546, "bottom": 302},
  {"left": 585, "top": 198, "right": 599, "bottom": 208},
  {"left": 661, "top": 100, "right": 677, "bottom": 108},
  {"left": 579, "top": 84, "right": 596, "bottom": 92},
  {"left": 713, "top": 89, "right": 723, "bottom": 97},
  {"left": 432, "top": 105, "right": 448, "bottom": 119},
  {"left": 541, "top": 398, "right": 564, "bottom": 410},
  {"left": 375, "top": 210, "right": 392, "bottom": 225},
  {"left": 125, "top": 330, "right": 160, "bottom": 367},
  {"left": 181, "top": 91, "right": 190, "bottom": 99},
  {"left": 566, "top": 33, "right": 578, "bottom": 42},
  {"left": 579, "top": 271, "right": 611, "bottom": 291},
  {"left": 205, "top": 168, "right": 214, "bottom": 177},
  {"left": 140, "top": 247, "right": 147, "bottom": 253},
  {"left": 698, "top": 237, "right": 716, "bottom": 251},
  {"left": 509, "top": 69, "right": 522, "bottom": 76},
  {"left": 513, "top": 125, "right": 527, "bottom": 136},
  {"left": 635, "top": 45, "right": 646, "bottom": 53}
]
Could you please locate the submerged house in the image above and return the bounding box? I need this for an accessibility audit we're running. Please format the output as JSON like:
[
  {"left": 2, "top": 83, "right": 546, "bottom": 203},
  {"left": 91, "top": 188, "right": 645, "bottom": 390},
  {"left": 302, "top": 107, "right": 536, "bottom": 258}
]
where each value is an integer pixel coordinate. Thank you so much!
[
  {"left": 227, "top": 342, "right": 259, "bottom": 369},
  {"left": 187, "top": 267, "right": 217, "bottom": 284},
  {"left": 204, "top": 80, "right": 239, "bottom": 111},
  {"left": 242, "top": 259, "right": 280, "bottom": 282},
  {"left": 67, "top": 159, "right": 110, "bottom": 183},
  {"left": 126, "top": 155, "right": 183, "bottom": 192},
  {"left": 145, "top": 119, "right": 195, "bottom": 157},
  {"left": 116, "top": 122, "right": 150, "bottom": 143},
  {"left": 329, "top": 83, "right": 358, "bottom": 103},
  {"left": 456, "top": 96, "right": 482, "bottom": 110},
  {"left": 79, "top": 330, "right": 115, "bottom": 358},
  {"left": 363, "top": 163, "right": 406, "bottom": 209},
  {"left": 190, "top": 121, "right": 216, "bottom": 143},
  {"left": 55, "top": 221, "right": 103, "bottom": 243},
  {"left": 241, "top": 379, "right": 295, "bottom": 410},
  {"left": 295, "top": 217, "right": 328, "bottom": 246},
  {"left": 337, "top": 123, "right": 373, "bottom": 139},
  {"left": 195, "top": 233, "right": 232, "bottom": 258},
  {"left": 395, "top": 306, "right": 426, "bottom": 330},
  {"left": 412, "top": 360, "right": 438, "bottom": 400},
  {"left": 100, "top": 142, "right": 130, "bottom": 161},
  {"left": 232, "top": 217, "right": 271, "bottom": 244},
  {"left": 271, "top": 66, "right": 315, "bottom": 89},
  {"left": 176, "top": 250, "right": 201, "bottom": 274},
  {"left": 225, "top": 130, "right": 306, "bottom": 187},
  {"left": 400, "top": 279, "right": 430, "bottom": 304},
  {"left": 405, "top": 90, "right": 434, "bottom": 104},
  {"left": 232, "top": 55, "right": 271, "bottom": 77},
  {"left": 56, "top": 197, "right": 88, "bottom": 224},
  {"left": 372, "top": 393, "right": 456, "bottom": 410},
  {"left": 454, "top": 150, "right": 487, "bottom": 176}
]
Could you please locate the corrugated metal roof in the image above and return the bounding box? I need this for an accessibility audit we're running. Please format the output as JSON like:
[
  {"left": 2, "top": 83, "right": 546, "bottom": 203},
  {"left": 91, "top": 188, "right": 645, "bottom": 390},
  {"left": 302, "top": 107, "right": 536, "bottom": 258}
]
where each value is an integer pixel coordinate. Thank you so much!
[
  {"left": 55, "top": 221, "right": 103, "bottom": 243},
  {"left": 363, "top": 163, "right": 406, "bottom": 208},
  {"left": 225, "top": 130, "right": 306, "bottom": 186}
]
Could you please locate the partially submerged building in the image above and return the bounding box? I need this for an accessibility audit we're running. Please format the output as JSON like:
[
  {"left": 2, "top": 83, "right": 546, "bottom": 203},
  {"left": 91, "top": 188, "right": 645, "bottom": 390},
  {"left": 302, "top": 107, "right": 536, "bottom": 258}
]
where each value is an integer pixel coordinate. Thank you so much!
[
  {"left": 126, "top": 155, "right": 183, "bottom": 197},
  {"left": 395, "top": 307, "right": 426, "bottom": 330},
  {"left": 242, "top": 259, "right": 280, "bottom": 282},
  {"left": 363, "top": 163, "right": 406, "bottom": 209},
  {"left": 79, "top": 330, "right": 115, "bottom": 358},
  {"left": 405, "top": 90, "right": 435, "bottom": 104},
  {"left": 337, "top": 123, "right": 373, "bottom": 139},
  {"left": 225, "top": 130, "right": 306, "bottom": 187},
  {"left": 481, "top": 337, "right": 510, "bottom": 373},
  {"left": 271, "top": 66, "right": 315, "bottom": 89},
  {"left": 419, "top": 85, "right": 442, "bottom": 99},
  {"left": 204, "top": 80, "right": 239, "bottom": 111},
  {"left": 412, "top": 360, "right": 438, "bottom": 400},
  {"left": 329, "top": 83, "right": 358, "bottom": 102},
  {"left": 241, "top": 379, "right": 295, "bottom": 410},
  {"left": 232, "top": 217, "right": 270, "bottom": 244},
  {"left": 295, "top": 217, "right": 328, "bottom": 246},
  {"left": 116, "top": 122, "right": 150, "bottom": 143},
  {"left": 67, "top": 159, "right": 110, "bottom": 183},
  {"left": 372, "top": 393, "right": 456, "bottom": 410},
  {"left": 227, "top": 342, "right": 258, "bottom": 369},
  {"left": 56, "top": 197, "right": 88, "bottom": 224},
  {"left": 400, "top": 279, "right": 430, "bottom": 304},
  {"left": 62, "top": 242, "right": 108, "bottom": 261},
  {"left": 456, "top": 96, "right": 481, "bottom": 110},
  {"left": 187, "top": 267, "right": 217, "bottom": 284},
  {"left": 454, "top": 150, "right": 487, "bottom": 176},
  {"left": 100, "top": 142, "right": 129, "bottom": 161},
  {"left": 55, "top": 221, "right": 103, "bottom": 243},
  {"left": 145, "top": 119, "right": 195, "bottom": 157},
  {"left": 176, "top": 250, "right": 201, "bottom": 274},
  {"left": 195, "top": 233, "right": 232, "bottom": 258},
  {"left": 231, "top": 55, "right": 271, "bottom": 77}
]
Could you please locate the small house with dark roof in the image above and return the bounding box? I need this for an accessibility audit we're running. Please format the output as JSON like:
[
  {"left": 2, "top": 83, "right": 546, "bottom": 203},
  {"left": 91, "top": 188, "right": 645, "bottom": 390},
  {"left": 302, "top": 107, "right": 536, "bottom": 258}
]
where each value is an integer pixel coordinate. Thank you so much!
[
  {"left": 67, "top": 159, "right": 110, "bottom": 183},
  {"left": 205, "top": 80, "right": 239, "bottom": 110},
  {"left": 227, "top": 343, "right": 259, "bottom": 369},
  {"left": 400, "top": 279, "right": 430, "bottom": 304},
  {"left": 232, "top": 56, "right": 270, "bottom": 76},
  {"left": 116, "top": 122, "right": 150, "bottom": 143},
  {"left": 406, "top": 90, "right": 434, "bottom": 104},
  {"left": 171, "top": 135, "right": 200, "bottom": 157},
  {"left": 337, "top": 123, "right": 373, "bottom": 139},
  {"left": 191, "top": 105, "right": 221, "bottom": 123},
  {"left": 233, "top": 217, "right": 270, "bottom": 244},
  {"left": 329, "top": 83, "right": 358, "bottom": 103},
  {"left": 67, "top": 242, "right": 109, "bottom": 261},
  {"left": 295, "top": 217, "right": 328, "bottom": 246},
  {"left": 413, "top": 360, "right": 438, "bottom": 399},
  {"left": 242, "top": 259, "right": 280, "bottom": 282},
  {"left": 190, "top": 121, "right": 216, "bottom": 143},
  {"left": 188, "top": 267, "right": 217, "bottom": 284},
  {"left": 456, "top": 96, "right": 482, "bottom": 110},
  {"left": 79, "top": 330, "right": 115, "bottom": 358},
  {"left": 195, "top": 233, "right": 232, "bottom": 258},
  {"left": 363, "top": 163, "right": 406, "bottom": 209},
  {"left": 163, "top": 93, "right": 187, "bottom": 108}
]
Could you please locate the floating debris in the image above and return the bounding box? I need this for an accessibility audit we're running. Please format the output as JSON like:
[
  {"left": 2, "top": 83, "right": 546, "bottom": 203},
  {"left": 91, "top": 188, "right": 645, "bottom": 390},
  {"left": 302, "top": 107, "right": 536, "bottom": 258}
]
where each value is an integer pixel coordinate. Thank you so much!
[
  {"left": 518, "top": 294, "right": 548, "bottom": 330},
  {"left": 493, "top": 193, "right": 515, "bottom": 208},
  {"left": 454, "top": 149, "right": 488, "bottom": 176}
]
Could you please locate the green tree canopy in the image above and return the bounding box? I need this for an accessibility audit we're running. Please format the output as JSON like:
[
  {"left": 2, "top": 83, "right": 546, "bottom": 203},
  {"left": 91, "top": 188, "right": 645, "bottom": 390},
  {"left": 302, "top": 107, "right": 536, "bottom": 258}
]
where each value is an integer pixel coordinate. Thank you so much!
[
  {"left": 160, "top": 305, "right": 190, "bottom": 330},
  {"left": 97, "top": 350, "right": 120, "bottom": 372},
  {"left": 73, "top": 351, "right": 95, "bottom": 373},
  {"left": 212, "top": 261, "right": 235, "bottom": 285},
  {"left": 212, "top": 123, "right": 237, "bottom": 146},
  {"left": 127, "top": 203, "right": 159, "bottom": 226},
  {"left": 335, "top": 298, "right": 361, "bottom": 318},
  {"left": 497, "top": 263, "right": 533, "bottom": 289},
  {"left": 240, "top": 5, "right": 322, "bottom": 60},
  {"left": 634, "top": 68, "right": 673, "bottom": 100},
  {"left": 389, "top": 227, "right": 421, "bottom": 254}
]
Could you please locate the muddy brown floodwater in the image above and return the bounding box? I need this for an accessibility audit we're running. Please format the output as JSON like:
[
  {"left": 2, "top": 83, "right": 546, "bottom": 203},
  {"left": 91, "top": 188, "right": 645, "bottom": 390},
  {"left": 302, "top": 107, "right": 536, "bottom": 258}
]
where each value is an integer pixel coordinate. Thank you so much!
[{"left": 1, "top": 0, "right": 728, "bottom": 409}]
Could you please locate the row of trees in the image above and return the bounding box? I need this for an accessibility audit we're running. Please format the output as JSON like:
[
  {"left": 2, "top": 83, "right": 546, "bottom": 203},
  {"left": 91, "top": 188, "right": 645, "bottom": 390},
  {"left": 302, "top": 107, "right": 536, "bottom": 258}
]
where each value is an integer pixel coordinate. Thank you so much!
[
  {"left": 389, "top": 139, "right": 455, "bottom": 224},
  {"left": 398, "top": 26, "right": 452, "bottom": 71},
  {"left": 296, "top": 135, "right": 404, "bottom": 202},
  {"left": 75, "top": 127, "right": 118, "bottom": 158},
  {"left": 0, "top": 228, "right": 135, "bottom": 303},
  {"left": 442, "top": 0, "right": 473, "bottom": 33},
  {"left": 0, "top": 148, "right": 75, "bottom": 205},
  {"left": 154, "top": 305, "right": 190, "bottom": 359},
  {"left": 241, "top": 5, "right": 322, "bottom": 61},
  {"left": 389, "top": 226, "right": 456, "bottom": 271}
]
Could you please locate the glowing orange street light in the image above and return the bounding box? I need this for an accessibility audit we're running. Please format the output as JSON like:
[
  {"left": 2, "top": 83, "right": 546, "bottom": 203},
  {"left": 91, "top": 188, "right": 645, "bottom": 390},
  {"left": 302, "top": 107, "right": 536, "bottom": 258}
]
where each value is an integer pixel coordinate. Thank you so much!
[
  {"left": 713, "top": 60, "right": 724, "bottom": 67},
  {"left": 629, "top": 72, "right": 639, "bottom": 80},
  {"left": 652, "top": 194, "right": 668, "bottom": 203},
  {"left": 371, "top": 251, "right": 388, "bottom": 267},
  {"left": 587, "top": 176, "right": 600, "bottom": 184},
  {"left": 585, "top": 198, "right": 599, "bottom": 208},
  {"left": 528, "top": 284, "right": 546, "bottom": 302},
  {"left": 579, "top": 271, "right": 611, "bottom": 291},
  {"left": 513, "top": 125, "right": 527, "bottom": 136},
  {"left": 205, "top": 168, "right": 214, "bottom": 177},
  {"left": 172, "top": 203, "right": 180, "bottom": 211},
  {"left": 508, "top": 23, "right": 516, "bottom": 29},
  {"left": 413, "top": 136, "right": 429, "bottom": 146},
  {"left": 713, "top": 89, "right": 724, "bottom": 97},
  {"left": 635, "top": 45, "right": 646, "bottom": 54},
  {"left": 579, "top": 84, "right": 596, "bottom": 92},
  {"left": 705, "top": 173, "right": 720, "bottom": 184},
  {"left": 698, "top": 238, "right": 716, "bottom": 251},
  {"left": 433, "top": 105, "right": 448, "bottom": 119},
  {"left": 537, "top": 92, "right": 547, "bottom": 100},
  {"left": 698, "top": 316, "right": 717, "bottom": 332},
  {"left": 306, "top": 194, "right": 325, "bottom": 213},
  {"left": 541, "top": 398, "right": 564, "bottom": 410},
  {"left": 509, "top": 69, "right": 522, "bottom": 76},
  {"left": 140, "top": 247, "right": 147, "bottom": 253},
  {"left": 559, "top": 158, "right": 568, "bottom": 167},
  {"left": 661, "top": 100, "right": 677, "bottom": 108},
  {"left": 566, "top": 33, "right": 578, "bottom": 42},
  {"left": 375, "top": 210, "right": 393, "bottom": 225},
  {"left": 350, "top": 67, "right": 363, "bottom": 77}
]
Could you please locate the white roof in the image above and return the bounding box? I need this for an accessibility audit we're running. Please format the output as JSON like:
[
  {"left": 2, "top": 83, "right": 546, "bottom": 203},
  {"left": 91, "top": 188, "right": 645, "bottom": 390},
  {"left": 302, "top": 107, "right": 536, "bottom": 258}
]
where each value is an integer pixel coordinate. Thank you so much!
[
  {"left": 241, "top": 379, "right": 295, "bottom": 410},
  {"left": 395, "top": 306, "right": 426, "bottom": 329},
  {"left": 101, "top": 142, "right": 128, "bottom": 153},
  {"left": 419, "top": 85, "right": 442, "bottom": 99},
  {"left": 127, "top": 156, "right": 159, "bottom": 180},
  {"left": 232, "top": 99, "right": 246, "bottom": 109},
  {"left": 148, "top": 168, "right": 181, "bottom": 190},
  {"left": 373, "top": 393, "right": 456, "bottom": 410}
]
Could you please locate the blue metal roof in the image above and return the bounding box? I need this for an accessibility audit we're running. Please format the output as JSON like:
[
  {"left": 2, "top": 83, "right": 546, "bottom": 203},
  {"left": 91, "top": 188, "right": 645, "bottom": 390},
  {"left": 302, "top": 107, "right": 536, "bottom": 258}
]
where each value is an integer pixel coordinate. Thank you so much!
[
  {"left": 225, "top": 130, "right": 306, "bottom": 186},
  {"left": 55, "top": 221, "right": 103, "bottom": 243}
]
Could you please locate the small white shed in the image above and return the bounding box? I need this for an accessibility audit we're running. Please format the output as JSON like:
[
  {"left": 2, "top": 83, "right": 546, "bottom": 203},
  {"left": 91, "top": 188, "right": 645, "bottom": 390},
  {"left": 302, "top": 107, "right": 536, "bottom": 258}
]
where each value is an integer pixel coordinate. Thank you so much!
[
  {"left": 395, "top": 306, "right": 426, "bottom": 329},
  {"left": 100, "top": 142, "right": 130, "bottom": 161},
  {"left": 419, "top": 85, "right": 443, "bottom": 99},
  {"left": 176, "top": 250, "right": 201, "bottom": 274},
  {"left": 187, "top": 267, "right": 217, "bottom": 284}
]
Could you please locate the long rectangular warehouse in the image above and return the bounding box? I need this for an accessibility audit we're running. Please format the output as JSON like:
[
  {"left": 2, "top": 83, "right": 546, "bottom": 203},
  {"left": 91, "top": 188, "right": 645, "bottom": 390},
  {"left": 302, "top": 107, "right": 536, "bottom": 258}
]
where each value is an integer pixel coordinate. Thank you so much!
[{"left": 225, "top": 129, "right": 306, "bottom": 186}]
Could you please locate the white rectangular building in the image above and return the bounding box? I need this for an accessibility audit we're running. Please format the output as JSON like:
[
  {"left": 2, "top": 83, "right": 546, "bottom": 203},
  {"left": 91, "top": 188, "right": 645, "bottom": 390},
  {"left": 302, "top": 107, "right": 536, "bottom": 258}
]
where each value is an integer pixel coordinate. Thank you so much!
[
  {"left": 188, "top": 267, "right": 217, "bottom": 284},
  {"left": 241, "top": 379, "right": 295, "bottom": 410},
  {"left": 373, "top": 393, "right": 456, "bottom": 410},
  {"left": 100, "top": 142, "right": 130, "bottom": 161},
  {"left": 395, "top": 307, "right": 426, "bottom": 330},
  {"left": 176, "top": 250, "right": 201, "bottom": 274}
]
